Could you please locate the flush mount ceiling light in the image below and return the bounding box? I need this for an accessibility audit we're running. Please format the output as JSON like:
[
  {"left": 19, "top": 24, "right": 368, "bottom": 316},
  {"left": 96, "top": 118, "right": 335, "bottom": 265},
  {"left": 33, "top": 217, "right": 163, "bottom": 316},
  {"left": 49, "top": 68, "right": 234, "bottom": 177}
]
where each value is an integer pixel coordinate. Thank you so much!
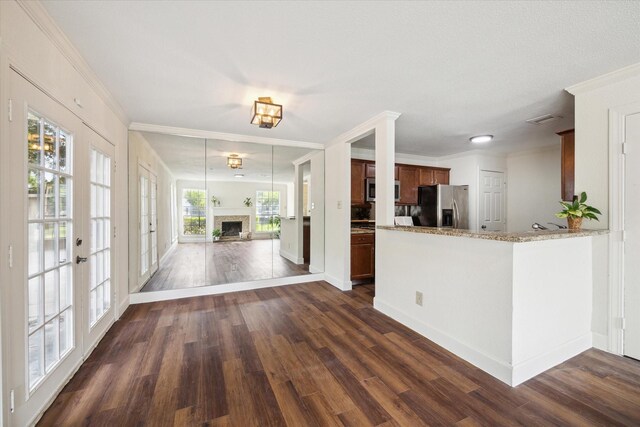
[
  {"left": 469, "top": 135, "right": 493, "bottom": 144},
  {"left": 227, "top": 154, "right": 242, "bottom": 169},
  {"left": 234, "top": 173, "right": 244, "bottom": 178},
  {"left": 251, "top": 97, "right": 283, "bottom": 129}
]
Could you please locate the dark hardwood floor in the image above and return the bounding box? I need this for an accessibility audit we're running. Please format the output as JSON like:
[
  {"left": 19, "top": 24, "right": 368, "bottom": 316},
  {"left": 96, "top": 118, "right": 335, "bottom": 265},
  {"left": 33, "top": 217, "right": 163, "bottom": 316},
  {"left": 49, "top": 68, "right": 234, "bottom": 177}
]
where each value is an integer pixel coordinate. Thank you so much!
[
  {"left": 40, "top": 282, "right": 640, "bottom": 426},
  {"left": 141, "top": 240, "right": 310, "bottom": 292}
]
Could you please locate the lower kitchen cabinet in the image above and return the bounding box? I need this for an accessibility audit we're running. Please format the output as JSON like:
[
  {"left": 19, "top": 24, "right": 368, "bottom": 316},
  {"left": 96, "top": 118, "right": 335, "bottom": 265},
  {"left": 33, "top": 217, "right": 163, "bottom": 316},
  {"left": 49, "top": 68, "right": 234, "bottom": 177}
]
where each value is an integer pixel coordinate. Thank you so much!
[{"left": 351, "top": 233, "right": 375, "bottom": 280}]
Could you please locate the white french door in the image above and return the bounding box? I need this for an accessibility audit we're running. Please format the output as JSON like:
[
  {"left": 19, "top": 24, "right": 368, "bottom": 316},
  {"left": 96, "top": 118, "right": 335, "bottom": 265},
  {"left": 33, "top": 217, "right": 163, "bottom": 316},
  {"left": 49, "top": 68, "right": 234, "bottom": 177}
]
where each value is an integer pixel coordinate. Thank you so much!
[
  {"left": 83, "top": 131, "right": 116, "bottom": 355},
  {"left": 624, "top": 111, "right": 640, "bottom": 360},
  {"left": 4, "top": 71, "right": 115, "bottom": 425},
  {"left": 479, "top": 170, "right": 506, "bottom": 231},
  {"left": 138, "top": 164, "right": 158, "bottom": 287}
]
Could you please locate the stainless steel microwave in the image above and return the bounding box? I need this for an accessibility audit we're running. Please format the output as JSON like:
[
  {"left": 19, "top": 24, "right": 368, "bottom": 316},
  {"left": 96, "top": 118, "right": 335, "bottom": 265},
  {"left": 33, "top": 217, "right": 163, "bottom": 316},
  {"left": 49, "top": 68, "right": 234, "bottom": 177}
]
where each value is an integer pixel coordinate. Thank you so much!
[{"left": 366, "top": 178, "right": 401, "bottom": 202}]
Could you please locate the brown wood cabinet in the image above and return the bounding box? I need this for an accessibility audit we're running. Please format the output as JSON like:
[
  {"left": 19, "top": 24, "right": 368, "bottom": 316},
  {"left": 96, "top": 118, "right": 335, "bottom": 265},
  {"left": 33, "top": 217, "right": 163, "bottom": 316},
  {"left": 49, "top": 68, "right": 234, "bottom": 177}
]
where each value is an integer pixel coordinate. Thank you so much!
[
  {"left": 350, "top": 159, "right": 450, "bottom": 206},
  {"left": 397, "top": 165, "right": 420, "bottom": 205},
  {"left": 558, "top": 129, "right": 575, "bottom": 202},
  {"left": 351, "top": 159, "right": 366, "bottom": 205},
  {"left": 365, "top": 162, "right": 376, "bottom": 178},
  {"left": 351, "top": 233, "right": 375, "bottom": 280}
]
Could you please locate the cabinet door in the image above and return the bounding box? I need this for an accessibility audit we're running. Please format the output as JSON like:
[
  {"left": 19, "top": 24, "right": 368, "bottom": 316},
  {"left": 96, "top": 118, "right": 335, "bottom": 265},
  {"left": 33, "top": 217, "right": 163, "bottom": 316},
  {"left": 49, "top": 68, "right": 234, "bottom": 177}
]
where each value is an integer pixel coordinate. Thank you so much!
[
  {"left": 433, "top": 169, "right": 450, "bottom": 185},
  {"left": 365, "top": 162, "right": 376, "bottom": 178},
  {"left": 398, "top": 166, "right": 419, "bottom": 204},
  {"left": 419, "top": 167, "right": 434, "bottom": 186},
  {"left": 351, "top": 242, "right": 375, "bottom": 279},
  {"left": 351, "top": 160, "right": 366, "bottom": 205}
]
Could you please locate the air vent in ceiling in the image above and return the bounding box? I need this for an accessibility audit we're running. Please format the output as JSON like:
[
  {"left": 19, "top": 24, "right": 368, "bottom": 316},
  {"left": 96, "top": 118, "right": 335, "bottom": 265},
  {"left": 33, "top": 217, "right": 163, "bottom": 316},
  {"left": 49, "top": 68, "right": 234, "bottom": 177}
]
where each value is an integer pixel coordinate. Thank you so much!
[{"left": 526, "top": 114, "right": 563, "bottom": 125}]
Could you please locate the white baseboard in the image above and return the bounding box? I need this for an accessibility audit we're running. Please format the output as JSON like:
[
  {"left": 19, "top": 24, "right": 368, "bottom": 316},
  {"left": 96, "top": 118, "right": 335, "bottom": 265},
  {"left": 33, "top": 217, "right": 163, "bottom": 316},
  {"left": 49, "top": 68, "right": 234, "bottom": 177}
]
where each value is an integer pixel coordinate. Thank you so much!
[
  {"left": 129, "top": 273, "right": 325, "bottom": 304},
  {"left": 592, "top": 332, "right": 609, "bottom": 351},
  {"left": 117, "top": 296, "right": 130, "bottom": 319},
  {"left": 159, "top": 240, "right": 178, "bottom": 266},
  {"left": 324, "top": 273, "right": 352, "bottom": 291},
  {"left": 279, "top": 249, "right": 304, "bottom": 265},
  {"left": 374, "top": 297, "right": 594, "bottom": 387},
  {"left": 374, "top": 297, "right": 513, "bottom": 385},
  {"left": 511, "top": 333, "right": 592, "bottom": 386},
  {"left": 309, "top": 265, "right": 323, "bottom": 274}
]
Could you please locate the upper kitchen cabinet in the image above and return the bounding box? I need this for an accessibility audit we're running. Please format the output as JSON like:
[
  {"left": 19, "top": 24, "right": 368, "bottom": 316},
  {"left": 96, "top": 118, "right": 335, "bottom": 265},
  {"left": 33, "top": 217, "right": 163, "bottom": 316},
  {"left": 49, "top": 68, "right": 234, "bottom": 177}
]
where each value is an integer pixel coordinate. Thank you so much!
[
  {"left": 351, "top": 159, "right": 366, "bottom": 205},
  {"left": 419, "top": 167, "right": 450, "bottom": 186},
  {"left": 558, "top": 129, "right": 575, "bottom": 201},
  {"left": 398, "top": 165, "right": 420, "bottom": 205},
  {"left": 365, "top": 162, "right": 376, "bottom": 178}
]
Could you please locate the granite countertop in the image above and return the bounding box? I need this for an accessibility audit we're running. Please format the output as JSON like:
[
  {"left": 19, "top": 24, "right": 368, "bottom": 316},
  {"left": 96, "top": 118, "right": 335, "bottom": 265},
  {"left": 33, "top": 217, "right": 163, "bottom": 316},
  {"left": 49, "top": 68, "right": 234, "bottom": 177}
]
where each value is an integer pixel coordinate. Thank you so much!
[
  {"left": 351, "top": 228, "right": 376, "bottom": 235},
  {"left": 376, "top": 226, "right": 609, "bottom": 243}
]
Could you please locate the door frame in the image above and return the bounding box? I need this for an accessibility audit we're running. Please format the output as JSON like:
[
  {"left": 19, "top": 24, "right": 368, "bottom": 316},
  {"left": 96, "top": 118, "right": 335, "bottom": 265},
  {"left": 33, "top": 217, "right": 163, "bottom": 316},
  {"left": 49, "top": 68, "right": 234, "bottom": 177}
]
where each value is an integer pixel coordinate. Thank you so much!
[{"left": 608, "top": 101, "right": 640, "bottom": 355}]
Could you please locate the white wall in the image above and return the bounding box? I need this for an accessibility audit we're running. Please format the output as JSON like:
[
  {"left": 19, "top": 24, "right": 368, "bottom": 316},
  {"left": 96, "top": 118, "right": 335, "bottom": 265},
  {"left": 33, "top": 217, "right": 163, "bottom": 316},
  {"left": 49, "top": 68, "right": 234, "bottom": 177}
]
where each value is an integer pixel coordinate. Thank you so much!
[
  {"left": 128, "top": 131, "right": 176, "bottom": 291},
  {"left": 506, "top": 142, "right": 562, "bottom": 232},
  {"left": 569, "top": 66, "right": 640, "bottom": 346}
]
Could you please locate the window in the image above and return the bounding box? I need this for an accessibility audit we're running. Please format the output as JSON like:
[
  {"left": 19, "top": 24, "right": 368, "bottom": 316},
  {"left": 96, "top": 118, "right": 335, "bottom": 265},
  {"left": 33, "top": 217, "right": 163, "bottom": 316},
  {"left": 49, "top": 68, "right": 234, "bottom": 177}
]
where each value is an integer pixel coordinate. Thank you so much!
[
  {"left": 182, "top": 189, "right": 206, "bottom": 235},
  {"left": 255, "top": 191, "right": 280, "bottom": 232}
]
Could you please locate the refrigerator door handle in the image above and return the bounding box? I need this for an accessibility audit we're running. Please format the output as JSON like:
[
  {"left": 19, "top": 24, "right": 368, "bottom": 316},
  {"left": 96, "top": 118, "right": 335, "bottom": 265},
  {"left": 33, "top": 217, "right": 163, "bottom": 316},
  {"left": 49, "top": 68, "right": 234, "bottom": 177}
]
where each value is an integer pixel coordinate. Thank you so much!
[{"left": 453, "top": 200, "right": 459, "bottom": 229}]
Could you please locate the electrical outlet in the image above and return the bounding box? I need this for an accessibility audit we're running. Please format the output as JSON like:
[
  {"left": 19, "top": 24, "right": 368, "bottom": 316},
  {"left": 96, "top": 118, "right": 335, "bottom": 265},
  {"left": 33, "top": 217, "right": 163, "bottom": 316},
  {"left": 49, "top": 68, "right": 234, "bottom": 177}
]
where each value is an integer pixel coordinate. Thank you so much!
[
  {"left": 415, "top": 291, "right": 423, "bottom": 306},
  {"left": 231, "top": 263, "right": 238, "bottom": 271},
  {"left": 337, "top": 200, "right": 343, "bottom": 209}
]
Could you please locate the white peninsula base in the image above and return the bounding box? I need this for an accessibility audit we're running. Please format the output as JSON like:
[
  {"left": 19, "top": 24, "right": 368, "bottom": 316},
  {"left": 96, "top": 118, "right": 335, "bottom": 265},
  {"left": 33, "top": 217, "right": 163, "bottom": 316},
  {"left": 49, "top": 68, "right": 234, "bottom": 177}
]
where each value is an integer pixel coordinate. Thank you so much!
[{"left": 374, "top": 226, "right": 606, "bottom": 386}]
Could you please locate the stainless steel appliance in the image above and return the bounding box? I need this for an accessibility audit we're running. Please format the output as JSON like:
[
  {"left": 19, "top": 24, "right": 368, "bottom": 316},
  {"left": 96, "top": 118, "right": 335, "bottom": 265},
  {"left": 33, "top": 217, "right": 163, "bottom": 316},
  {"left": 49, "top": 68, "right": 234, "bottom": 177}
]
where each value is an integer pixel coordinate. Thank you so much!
[
  {"left": 416, "top": 184, "right": 469, "bottom": 228},
  {"left": 366, "top": 178, "right": 400, "bottom": 202}
]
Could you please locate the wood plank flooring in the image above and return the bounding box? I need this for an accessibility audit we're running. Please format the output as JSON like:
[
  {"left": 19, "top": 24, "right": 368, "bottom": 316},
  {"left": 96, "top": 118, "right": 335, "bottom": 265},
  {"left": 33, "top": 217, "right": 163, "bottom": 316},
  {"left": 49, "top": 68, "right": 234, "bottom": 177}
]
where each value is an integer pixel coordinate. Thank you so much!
[
  {"left": 142, "top": 240, "right": 310, "bottom": 292},
  {"left": 40, "top": 282, "right": 640, "bottom": 426}
]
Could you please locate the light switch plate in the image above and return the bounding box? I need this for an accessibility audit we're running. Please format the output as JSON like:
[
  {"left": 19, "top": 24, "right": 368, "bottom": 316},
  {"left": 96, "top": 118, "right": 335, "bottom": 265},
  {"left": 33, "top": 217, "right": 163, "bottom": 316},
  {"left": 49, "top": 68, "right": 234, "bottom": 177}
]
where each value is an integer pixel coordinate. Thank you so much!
[{"left": 415, "top": 291, "right": 423, "bottom": 306}]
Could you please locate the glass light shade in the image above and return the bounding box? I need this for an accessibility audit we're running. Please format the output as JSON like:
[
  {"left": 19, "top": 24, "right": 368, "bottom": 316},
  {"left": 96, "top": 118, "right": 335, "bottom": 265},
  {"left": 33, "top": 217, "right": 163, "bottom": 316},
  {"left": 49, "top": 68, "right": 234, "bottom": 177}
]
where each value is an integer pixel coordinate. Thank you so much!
[
  {"left": 227, "top": 155, "right": 242, "bottom": 169},
  {"left": 251, "top": 97, "right": 282, "bottom": 129}
]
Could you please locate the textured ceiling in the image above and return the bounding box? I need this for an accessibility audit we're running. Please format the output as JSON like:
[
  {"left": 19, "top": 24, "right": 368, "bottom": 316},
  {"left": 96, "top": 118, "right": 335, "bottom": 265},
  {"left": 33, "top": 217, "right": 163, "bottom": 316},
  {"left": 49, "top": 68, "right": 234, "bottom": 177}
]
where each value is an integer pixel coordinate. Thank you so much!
[
  {"left": 137, "top": 131, "right": 318, "bottom": 183},
  {"left": 44, "top": 1, "right": 640, "bottom": 156}
]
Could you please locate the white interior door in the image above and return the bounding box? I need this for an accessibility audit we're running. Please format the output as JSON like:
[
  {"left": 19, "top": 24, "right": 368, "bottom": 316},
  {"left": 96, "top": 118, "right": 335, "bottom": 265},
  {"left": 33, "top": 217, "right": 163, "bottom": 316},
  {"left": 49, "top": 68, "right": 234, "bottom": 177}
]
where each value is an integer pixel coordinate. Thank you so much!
[
  {"left": 83, "top": 130, "right": 116, "bottom": 355},
  {"left": 479, "top": 170, "right": 506, "bottom": 231},
  {"left": 624, "top": 112, "right": 640, "bottom": 360},
  {"left": 5, "top": 71, "right": 85, "bottom": 425},
  {"left": 138, "top": 165, "right": 158, "bottom": 286}
]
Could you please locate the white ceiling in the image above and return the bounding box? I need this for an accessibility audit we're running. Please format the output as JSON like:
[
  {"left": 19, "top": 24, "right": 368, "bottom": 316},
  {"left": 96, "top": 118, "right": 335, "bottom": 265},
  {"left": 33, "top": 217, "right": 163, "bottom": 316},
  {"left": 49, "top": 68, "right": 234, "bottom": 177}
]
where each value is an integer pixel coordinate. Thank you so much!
[
  {"left": 44, "top": 1, "right": 640, "bottom": 156},
  {"left": 137, "top": 131, "right": 317, "bottom": 183}
]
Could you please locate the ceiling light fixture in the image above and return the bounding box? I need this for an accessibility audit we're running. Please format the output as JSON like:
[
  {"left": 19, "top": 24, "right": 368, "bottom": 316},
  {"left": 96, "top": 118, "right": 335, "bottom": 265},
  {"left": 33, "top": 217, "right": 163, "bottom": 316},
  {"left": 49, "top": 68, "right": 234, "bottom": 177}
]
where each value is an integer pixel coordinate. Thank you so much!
[
  {"left": 469, "top": 135, "right": 493, "bottom": 144},
  {"left": 251, "top": 97, "right": 282, "bottom": 129},
  {"left": 234, "top": 174, "right": 244, "bottom": 178},
  {"left": 227, "top": 154, "right": 242, "bottom": 169}
]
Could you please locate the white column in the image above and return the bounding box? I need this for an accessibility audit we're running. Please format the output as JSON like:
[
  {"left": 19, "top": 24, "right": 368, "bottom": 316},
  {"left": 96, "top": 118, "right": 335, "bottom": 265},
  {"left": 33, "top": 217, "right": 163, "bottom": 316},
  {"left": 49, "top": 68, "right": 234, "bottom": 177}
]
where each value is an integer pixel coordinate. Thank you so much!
[
  {"left": 375, "top": 117, "right": 396, "bottom": 226},
  {"left": 295, "top": 163, "right": 304, "bottom": 260}
]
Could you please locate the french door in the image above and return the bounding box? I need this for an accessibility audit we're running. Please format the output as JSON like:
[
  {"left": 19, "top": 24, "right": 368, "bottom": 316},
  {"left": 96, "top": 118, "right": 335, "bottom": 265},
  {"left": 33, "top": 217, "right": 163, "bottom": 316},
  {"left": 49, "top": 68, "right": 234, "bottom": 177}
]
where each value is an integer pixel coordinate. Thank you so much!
[
  {"left": 138, "top": 164, "right": 158, "bottom": 287},
  {"left": 4, "top": 71, "right": 115, "bottom": 425}
]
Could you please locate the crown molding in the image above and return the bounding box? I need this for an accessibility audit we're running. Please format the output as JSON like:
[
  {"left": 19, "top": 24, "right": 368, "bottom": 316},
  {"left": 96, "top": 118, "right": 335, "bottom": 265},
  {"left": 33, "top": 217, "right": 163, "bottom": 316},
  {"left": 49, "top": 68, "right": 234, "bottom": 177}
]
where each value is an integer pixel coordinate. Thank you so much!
[
  {"left": 326, "top": 110, "right": 402, "bottom": 147},
  {"left": 292, "top": 151, "right": 316, "bottom": 166},
  {"left": 566, "top": 62, "right": 640, "bottom": 96},
  {"left": 17, "top": 0, "right": 130, "bottom": 126},
  {"left": 129, "top": 122, "right": 325, "bottom": 150}
]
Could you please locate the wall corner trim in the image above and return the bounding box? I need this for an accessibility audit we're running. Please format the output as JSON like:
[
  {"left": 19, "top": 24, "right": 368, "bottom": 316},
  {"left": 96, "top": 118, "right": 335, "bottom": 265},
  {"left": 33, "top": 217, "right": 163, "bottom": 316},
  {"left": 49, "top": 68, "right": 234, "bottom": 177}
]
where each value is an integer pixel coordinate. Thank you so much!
[{"left": 566, "top": 62, "right": 640, "bottom": 96}]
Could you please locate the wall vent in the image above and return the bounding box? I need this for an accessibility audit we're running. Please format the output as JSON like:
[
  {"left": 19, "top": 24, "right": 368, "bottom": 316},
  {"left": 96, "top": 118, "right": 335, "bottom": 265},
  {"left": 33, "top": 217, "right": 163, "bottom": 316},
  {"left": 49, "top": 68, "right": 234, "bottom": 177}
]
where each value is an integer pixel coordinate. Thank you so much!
[{"left": 526, "top": 114, "right": 562, "bottom": 125}]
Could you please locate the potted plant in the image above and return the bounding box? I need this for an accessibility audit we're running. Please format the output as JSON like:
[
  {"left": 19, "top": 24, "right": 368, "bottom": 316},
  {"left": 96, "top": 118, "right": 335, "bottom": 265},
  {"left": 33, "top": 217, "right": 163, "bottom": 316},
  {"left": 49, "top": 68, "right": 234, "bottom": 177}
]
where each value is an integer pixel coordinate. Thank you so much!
[
  {"left": 212, "top": 228, "right": 222, "bottom": 241},
  {"left": 211, "top": 196, "right": 220, "bottom": 207},
  {"left": 555, "top": 191, "right": 601, "bottom": 230},
  {"left": 243, "top": 197, "right": 253, "bottom": 207}
]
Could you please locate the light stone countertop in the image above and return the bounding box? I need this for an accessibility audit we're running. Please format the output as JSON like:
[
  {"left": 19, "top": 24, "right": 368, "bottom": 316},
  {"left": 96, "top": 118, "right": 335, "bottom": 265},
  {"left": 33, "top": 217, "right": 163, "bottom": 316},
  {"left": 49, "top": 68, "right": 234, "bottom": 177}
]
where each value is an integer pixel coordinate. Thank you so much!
[{"left": 376, "top": 225, "right": 609, "bottom": 243}]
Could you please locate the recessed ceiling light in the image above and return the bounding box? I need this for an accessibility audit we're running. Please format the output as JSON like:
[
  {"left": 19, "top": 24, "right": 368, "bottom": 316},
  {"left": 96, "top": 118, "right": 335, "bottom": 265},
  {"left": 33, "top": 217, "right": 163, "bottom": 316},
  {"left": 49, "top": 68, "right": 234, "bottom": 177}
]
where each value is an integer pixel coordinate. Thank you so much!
[
  {"left": 469, "top": 135, "right": 493, "bottom": 144},
  {"left": 234, "top": 174, "right": 244, "bottom": 178}
]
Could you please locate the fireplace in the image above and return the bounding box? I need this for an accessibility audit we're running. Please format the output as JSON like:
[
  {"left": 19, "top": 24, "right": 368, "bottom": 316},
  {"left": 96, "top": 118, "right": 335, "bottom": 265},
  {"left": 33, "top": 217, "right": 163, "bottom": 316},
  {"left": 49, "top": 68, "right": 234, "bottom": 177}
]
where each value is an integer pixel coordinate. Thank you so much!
[{"left": 221, "top": 221, "right": 242, "bottom": 237}]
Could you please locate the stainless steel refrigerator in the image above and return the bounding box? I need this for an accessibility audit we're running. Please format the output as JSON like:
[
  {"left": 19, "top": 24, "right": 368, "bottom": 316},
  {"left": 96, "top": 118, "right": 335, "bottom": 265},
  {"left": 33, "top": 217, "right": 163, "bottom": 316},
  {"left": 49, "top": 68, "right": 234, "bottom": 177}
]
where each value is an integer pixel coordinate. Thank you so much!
[{"left": 416, "top": 185, "right": 469, "bottom": 229}]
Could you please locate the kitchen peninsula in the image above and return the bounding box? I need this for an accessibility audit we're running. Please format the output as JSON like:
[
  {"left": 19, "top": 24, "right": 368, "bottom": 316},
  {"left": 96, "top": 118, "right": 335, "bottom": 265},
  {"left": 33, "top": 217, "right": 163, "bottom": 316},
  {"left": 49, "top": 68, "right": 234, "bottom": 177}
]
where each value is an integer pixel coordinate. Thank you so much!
[{"left": 374, "top": 225, "right": 608, "bottom": 386}]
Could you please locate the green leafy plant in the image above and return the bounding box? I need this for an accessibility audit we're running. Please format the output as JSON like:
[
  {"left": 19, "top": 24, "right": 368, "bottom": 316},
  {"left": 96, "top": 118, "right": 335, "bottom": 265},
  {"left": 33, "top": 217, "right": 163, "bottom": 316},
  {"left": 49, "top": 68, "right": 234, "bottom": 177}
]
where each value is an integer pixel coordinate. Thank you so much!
[
  {"left": 211, "top": 195, "right": 220, "bottom": 207},
  {"left": 556, "top": 192, "right": 601, "bottom": 221},
  {"left": 243, "top": 197, "right": 253, "bottom": 207},
  {"left": 212, "top": 228, "right": 222, "bottom": 239}
]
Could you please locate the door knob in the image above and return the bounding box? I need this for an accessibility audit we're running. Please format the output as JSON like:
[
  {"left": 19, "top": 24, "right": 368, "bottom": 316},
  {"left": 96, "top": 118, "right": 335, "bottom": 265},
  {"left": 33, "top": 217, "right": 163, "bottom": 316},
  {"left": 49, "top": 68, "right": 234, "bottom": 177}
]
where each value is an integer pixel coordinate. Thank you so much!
[
  {"left": 76, "top": 256, "right": 88, "bottom": 264},
  {"left": 481, "top": 225, "right": 487, "bottom": 230},
  {"left": 76, "top": 238, "right": 83, "bottom": 246}
]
